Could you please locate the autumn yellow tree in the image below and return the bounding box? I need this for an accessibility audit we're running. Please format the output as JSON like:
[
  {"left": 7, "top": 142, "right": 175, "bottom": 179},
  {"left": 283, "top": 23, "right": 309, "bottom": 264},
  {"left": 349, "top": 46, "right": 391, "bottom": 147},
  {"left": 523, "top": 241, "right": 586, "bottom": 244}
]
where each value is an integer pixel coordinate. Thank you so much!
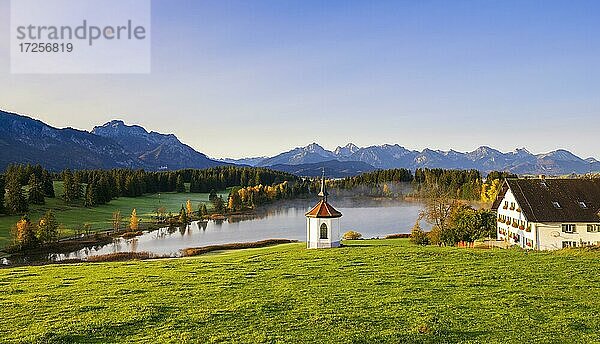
[
  {"left": 228, "top": 189, "right": 243, "bottom": 211},
  {"left": 13, "top": 215, "right": 37, "bottom": 249},
  {"left": 382, "top": 183, "right": 391, "bottom": 197},
  {"left": 481, "top": 179, "right": 502, "bottom": 203},
  {"left": 186, "top": 199, "right": 193, "bottom": 217},
  {"left": 130, "top": 208, "right": 139, "bottom": 231}
]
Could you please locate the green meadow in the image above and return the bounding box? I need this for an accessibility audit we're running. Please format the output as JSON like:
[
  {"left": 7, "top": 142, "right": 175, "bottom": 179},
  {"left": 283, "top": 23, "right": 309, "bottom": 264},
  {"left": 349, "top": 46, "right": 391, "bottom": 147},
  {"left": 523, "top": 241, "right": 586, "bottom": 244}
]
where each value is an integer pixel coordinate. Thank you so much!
[
  {"left": 1, "top": 239, "right": 599, "bottom": 343},
  {"left": 0, "top": 182, "right": 230, "bottom": 248}
]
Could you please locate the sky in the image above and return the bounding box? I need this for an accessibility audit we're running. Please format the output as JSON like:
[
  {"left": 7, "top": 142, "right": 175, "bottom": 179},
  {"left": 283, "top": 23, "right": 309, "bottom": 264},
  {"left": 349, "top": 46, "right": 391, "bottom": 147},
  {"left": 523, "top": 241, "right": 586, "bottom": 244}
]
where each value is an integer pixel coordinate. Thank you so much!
[{"left": 1, "top": 0, "right": 599, "bottom": 159}]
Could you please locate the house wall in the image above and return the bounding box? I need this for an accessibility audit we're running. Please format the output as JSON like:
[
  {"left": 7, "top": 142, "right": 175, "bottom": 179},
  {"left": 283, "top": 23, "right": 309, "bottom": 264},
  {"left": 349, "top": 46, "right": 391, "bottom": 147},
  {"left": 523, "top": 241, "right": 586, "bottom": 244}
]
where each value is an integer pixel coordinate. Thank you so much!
[
  {"left": 306, "top": 217, "right": 341, "bottom": 249},
  {"left": 496, "top": 189, "right": 535, "bottom": 249},
  {"left": 535, "top": 223, "right": 600, "bottom": 250}
]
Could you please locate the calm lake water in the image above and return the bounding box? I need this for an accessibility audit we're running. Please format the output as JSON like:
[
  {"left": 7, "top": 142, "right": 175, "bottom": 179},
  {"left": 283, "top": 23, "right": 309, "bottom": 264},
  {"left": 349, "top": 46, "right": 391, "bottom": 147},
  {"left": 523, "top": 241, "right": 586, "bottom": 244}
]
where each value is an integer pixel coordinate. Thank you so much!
[{"left": 9, "top": 199, "right": 424, "bottom": 264}]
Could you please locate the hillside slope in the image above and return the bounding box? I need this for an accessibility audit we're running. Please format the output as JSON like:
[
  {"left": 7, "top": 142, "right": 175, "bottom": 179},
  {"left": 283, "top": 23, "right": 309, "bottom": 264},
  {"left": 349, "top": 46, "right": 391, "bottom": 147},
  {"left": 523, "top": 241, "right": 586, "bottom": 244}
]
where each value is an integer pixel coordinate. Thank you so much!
[{"left": 2, "top": 240, "right": 599, "bottom": 343}]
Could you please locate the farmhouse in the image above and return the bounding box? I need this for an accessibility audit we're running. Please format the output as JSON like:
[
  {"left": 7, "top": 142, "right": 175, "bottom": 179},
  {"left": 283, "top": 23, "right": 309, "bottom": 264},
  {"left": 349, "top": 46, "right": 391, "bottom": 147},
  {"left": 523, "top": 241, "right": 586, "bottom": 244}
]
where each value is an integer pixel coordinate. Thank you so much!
[
  {"left": 305, "top": 171, "right": 342, "bottom": 248},
  {"left": 492, "top": 177, "right": 600, "bottom": 250}
]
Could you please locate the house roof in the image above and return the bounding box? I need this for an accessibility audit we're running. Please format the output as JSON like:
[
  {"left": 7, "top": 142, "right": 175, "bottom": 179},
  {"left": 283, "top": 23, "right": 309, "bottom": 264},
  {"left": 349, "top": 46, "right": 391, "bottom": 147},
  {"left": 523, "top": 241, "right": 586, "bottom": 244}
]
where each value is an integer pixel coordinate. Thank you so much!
[
  {"left": 494, "top": 178, "right": 600, "bottom": 223},
  {"left": 305, "top": 200, "right": 342, "bottom": 218}
]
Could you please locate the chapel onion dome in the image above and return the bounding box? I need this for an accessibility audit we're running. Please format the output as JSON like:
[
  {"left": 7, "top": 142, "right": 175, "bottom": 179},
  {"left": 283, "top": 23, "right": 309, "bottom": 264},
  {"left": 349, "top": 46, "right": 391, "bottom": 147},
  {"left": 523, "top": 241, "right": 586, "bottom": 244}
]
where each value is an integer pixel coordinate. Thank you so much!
[{"left": 305, "top": 170, "right": 342, "bottom": 218}]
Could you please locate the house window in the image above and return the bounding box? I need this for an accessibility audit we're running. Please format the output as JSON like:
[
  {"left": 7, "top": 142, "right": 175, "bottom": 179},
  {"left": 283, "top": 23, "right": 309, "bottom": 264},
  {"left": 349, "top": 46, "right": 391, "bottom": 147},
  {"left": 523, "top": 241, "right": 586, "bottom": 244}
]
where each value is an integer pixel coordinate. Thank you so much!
[
  {"left": 320, "top": 223, "right": 328, "bottom": 239},
  {"left": 562, "top": 224, "right": 576, "bottom": 233},
  {"left": 587, "top": 225, "right": 599, "bottom": 233},
  {"left": 552, "top": 201, "right": 561, "bottom": 209},
  {"left": 562, "top": 241, "right": 577, "bottom": 248},
  {"left": 578, "top": 201, "right": 587, "bottom": 209}
]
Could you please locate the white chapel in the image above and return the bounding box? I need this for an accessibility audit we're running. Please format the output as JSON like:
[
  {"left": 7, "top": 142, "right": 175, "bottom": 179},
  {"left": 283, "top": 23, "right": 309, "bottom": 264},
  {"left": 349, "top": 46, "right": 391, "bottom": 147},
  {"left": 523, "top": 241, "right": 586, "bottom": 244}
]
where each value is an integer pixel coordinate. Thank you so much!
[{"left": 305, "top": 170, "right": 342, "bottom": 248}]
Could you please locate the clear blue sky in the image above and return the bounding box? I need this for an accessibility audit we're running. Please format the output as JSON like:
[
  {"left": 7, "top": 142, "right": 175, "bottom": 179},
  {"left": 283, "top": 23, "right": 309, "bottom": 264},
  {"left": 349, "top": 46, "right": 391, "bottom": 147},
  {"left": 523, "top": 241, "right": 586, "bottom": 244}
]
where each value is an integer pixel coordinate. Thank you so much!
[{"left": 1, "top": 0, "right": 599, "bottom": 158}]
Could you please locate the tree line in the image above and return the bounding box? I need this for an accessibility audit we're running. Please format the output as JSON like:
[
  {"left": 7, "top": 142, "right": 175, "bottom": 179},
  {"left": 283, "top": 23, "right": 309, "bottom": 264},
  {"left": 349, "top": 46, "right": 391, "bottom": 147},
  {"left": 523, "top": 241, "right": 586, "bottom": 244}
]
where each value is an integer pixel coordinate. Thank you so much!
[
  {"left": 227, "top": 180, "right": 313, "bottom": 211},
  {"left": 328, "top": 168, "right": 510, "bottom": 202},
  {"left": 1, "top": 163, "right": 517, "bottom": 217},
  {"left": 0, "top": 164, "right": 302, "bottom": 214},
  {"left": 1, "top": 164, "right": 55, "bottom": 215}
]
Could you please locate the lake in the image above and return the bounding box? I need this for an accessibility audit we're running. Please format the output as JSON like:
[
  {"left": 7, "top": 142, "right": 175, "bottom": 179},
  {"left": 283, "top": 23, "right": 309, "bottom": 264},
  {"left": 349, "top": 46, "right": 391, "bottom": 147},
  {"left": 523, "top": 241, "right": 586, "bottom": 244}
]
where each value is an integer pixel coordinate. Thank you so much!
[{"left": 10, "top": 199, "right": 424, "bottom": 263}]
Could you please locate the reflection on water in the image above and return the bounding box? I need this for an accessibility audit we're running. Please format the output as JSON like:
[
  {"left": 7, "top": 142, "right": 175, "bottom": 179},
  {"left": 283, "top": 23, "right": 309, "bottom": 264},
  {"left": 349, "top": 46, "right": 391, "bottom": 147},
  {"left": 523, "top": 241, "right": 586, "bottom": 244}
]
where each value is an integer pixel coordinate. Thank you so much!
[{"left": 12, "top": 199, "right": 424, "bottom": 263}]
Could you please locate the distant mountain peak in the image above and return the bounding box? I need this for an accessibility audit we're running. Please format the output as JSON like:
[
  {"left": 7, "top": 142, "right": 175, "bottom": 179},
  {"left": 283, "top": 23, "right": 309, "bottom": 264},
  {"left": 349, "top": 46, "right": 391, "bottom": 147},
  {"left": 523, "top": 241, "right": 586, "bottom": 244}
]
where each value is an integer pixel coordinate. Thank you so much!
[
  {"left": 106, "top": 119, "right": 125, "bottom": 127},
  {"left": 513, "top": 147, "right": 532, "bottom": 155},
  {"left": 304, "top": 142, "right": 327, "bottom": 151},
  {"left": 334, "top": 143, "right": 360, "bottom": 157}
]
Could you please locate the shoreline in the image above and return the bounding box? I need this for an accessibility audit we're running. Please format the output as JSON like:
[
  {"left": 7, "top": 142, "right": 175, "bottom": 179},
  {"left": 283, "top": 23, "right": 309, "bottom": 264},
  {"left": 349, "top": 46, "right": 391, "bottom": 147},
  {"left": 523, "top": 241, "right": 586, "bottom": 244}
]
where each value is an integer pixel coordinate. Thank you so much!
[{"left": 1, "top": 239, "right": 300, "bottom": 268}]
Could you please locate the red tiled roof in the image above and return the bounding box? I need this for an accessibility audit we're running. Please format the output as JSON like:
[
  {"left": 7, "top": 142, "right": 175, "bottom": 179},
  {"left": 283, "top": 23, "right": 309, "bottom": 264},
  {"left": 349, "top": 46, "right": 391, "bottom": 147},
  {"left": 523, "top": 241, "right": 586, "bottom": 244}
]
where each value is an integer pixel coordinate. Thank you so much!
[{"left": 305, "top": 200, "right": 342, "bottom": 218}]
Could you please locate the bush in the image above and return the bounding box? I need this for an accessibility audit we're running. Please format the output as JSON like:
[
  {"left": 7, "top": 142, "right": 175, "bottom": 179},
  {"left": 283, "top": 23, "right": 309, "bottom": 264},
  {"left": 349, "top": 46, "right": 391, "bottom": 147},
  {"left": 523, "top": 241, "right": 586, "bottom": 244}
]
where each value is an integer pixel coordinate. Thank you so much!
[
  {"left": 385, "top": 233, "right": 410, "bottom": 239},
  {"left": 427, "top": 226, "right": 442, "bottom": 246},
  {"left": 410, "top": 221, "right": 429, "bottom": 245},
  {"left": 343, "top": 231, "right": 363, "bottom": 240}
]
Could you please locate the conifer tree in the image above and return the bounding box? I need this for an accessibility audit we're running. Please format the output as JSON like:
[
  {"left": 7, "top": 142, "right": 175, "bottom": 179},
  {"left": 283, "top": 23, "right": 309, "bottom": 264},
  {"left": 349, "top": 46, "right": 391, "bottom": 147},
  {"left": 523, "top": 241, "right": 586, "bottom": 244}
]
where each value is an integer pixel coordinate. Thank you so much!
[
  {"left": 179, "top": 205, "right": 188, "bottom": 225},
  {"left": 208, "top": 189, "right": 217, "bottom": 201},
  {"left": 212, "top": 195, "right": 225, "bottom": 214},
  {"left": 189, "top": 175, "right": 199, "bottom": 193},
  {"left": 198, "top": 203, "right": 208, "bottom": 217},
  {"left": 0, "top": 174, "right": 5, "bottom": 214},
  {"left": 410, "top": 220, "right": 428, "bottom": 245},
  {"left": 240, "top": 170, "right": 248, "bottom": 187},
  {"left": 5, "top": 175, "right": 28, "bottom": 214},
  {"left": 27, "top": 174, "right": 46, "bottom": 205},
  {"left": 84, "top": 182, "right": 98, "bottom": 207},
  {"left": 62, "top": 169, "right": 75, "bottom": 203},
  {"left": 72, "top": 174, "right": 83, "bottom": 200},
  {"left": 41, "top": 170, "right": 55, "bottom": 198},
  {"left": 175, "top": 175, "right": 186, "bottom": 193},
  {"left": 253, "top": 171, "right": 261, "bottom": 186}
]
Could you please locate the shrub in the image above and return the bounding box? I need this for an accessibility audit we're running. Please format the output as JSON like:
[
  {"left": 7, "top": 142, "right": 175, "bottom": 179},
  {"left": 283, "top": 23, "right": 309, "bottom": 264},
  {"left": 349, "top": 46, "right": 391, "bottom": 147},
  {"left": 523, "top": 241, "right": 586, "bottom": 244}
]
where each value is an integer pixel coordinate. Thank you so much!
[
  {"left": 410, "top": 221, "right": 429, "bottom": 245},
  {"left": 385, "top": 233, "right": 410, "bottom": 239},
  {"left": 427, "top": 226, "right": 442, "bottom": 246},
  {"left": 343, "top": 231, "right": 363, "bottom": 240}
]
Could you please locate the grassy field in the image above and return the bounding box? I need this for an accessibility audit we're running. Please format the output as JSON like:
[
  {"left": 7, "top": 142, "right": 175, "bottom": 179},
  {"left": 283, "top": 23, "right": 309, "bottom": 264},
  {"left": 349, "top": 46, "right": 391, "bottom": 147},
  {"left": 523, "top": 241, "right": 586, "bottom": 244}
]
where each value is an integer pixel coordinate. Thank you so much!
[
  {"left": 1, "top": 239, "right": 599, "bottom": 343},
  {"left": 0, "top": 182, "right": 230, "bottom": 248}
]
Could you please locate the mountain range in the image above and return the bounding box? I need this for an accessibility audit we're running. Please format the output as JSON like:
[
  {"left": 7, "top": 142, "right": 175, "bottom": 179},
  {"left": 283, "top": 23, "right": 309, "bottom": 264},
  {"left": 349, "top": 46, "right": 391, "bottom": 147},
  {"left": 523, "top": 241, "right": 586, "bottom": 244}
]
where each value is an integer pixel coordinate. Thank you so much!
[
  {"left": 0, "top": 110, "right": 226, "bottom": 171},
  {"left": 225, "top": 143, "right": 600, "bottom": 176},
  {"left": 1, "top": 109, "right": 599, "bottom": 176}
]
